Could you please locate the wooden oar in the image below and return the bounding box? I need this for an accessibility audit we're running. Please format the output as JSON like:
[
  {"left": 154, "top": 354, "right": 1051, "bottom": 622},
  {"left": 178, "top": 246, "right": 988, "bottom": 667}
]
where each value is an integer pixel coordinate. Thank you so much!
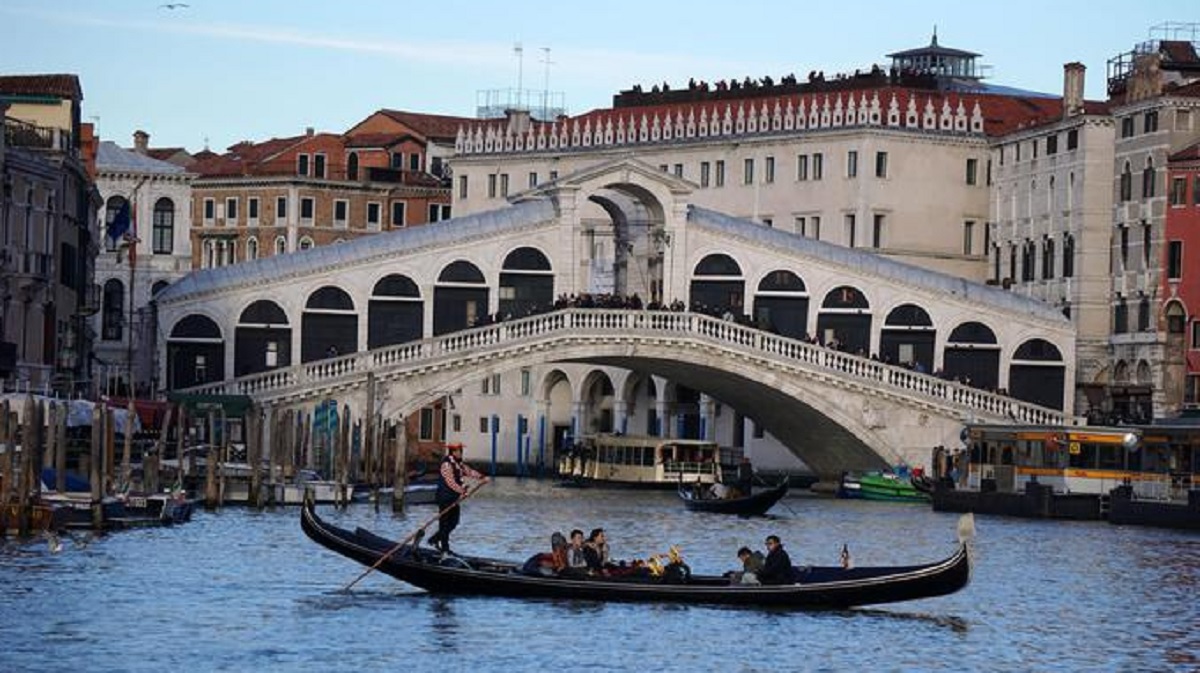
[{"left": 341, "top": 478, "right": 489, "bottom": 591}]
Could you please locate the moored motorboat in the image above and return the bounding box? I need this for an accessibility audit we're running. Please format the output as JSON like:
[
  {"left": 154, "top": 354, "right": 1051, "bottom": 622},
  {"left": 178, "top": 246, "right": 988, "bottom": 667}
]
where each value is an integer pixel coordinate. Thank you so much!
[
  {"left": 300, "top": 500, "right": 972, "bottom": 608},
  {"left": 838, "top": 472, "right": 930, "bottom": 503},
  {"left": 678, "top": 481, "right": 789, "bottom": 517}
]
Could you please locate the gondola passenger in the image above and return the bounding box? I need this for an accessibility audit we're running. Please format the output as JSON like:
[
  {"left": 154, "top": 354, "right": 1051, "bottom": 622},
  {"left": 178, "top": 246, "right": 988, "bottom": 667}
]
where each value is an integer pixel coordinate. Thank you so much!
[{"left": 758, "top": 535, "right": 795, "bottom": 585}]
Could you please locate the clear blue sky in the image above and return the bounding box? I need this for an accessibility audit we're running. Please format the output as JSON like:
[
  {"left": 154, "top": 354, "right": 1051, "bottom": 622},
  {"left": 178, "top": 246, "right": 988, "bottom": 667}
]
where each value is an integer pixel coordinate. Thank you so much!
[{"left": 2, "top": 0, "right": 1194, "bottom": 153}]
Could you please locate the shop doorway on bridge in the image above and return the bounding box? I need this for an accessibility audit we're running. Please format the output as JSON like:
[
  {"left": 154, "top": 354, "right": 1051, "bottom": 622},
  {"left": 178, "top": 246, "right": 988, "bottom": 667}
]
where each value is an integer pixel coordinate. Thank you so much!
[
  {"left": 1009, "top": 338, "right": 1066, "bottom": 410},
  {"left": 234, "top": 299, "right": 291, "bottom": 376},
  {"left": 368, "top": 274, "right": 423, "bottom": 348},
  {"left": 753, "top": 269, "right": 809, "bottom": 338},
  {"left": 585, "top": 185, "right": 666, "bottom": 303},
  {"left": 816, "top": 285, "right": 871, "bottom": 355},
  {"left": 166, "top": 314, "right": 224, "bottom": 389},
  {"left": 690, "top": 254, "right": 745, "bottom": 317},
  {"left": 942, "top": 321, "right": 1000, "bottom": 390},
  {"left": 434, "top": 260, "right": 489, "bottom": 335},
  {"left": 499, "top": 247, "right": 554, "bottom": 318},
  {"left": 879, "top": 303, "right": 935, "bottom": 371},
  {"left": 301, "top": 286, "right": 357, "bottom": 362}
]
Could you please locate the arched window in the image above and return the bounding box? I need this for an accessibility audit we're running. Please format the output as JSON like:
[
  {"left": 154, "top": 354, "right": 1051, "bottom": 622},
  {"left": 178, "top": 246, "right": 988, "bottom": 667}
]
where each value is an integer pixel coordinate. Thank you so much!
[
  {"left": 298, "top": 236, "right": 314, "bottom": 251},
  {"left": 246, "top": 236, "right": 259, "bottom": 261},
  {"left": 1062, "top": 233, "right": 1075, "bottom": 278},
  {"left": 1142, "top": 158, "right": 1156, "bottom": 199},
  {"left": 347, "top": 152, "right": 359, "bottom": 181},
  {"left": 1120, "top": 162, "right": 1132, "bottom": 201},
  {"left": 274, "top": 236, "right": 287, "bottom": 255},
  {"left": 102, "top": 278, "right": 124, "bottom": 340},
  {"left": 152, "top": 197, "right": 174, "bottom": 254}
]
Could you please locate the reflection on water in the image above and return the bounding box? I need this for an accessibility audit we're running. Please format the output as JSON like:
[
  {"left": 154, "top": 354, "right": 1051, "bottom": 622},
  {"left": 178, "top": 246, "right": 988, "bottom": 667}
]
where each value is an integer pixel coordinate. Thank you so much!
[{"left": 0, "top": 478, "right": 1196, "bottom": 672}]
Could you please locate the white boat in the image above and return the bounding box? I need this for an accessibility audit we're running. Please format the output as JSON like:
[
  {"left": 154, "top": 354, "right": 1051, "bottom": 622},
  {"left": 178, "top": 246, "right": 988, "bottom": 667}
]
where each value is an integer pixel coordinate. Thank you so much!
[{"left": 557, "top": 434, "right": 739, "bottom": 488}]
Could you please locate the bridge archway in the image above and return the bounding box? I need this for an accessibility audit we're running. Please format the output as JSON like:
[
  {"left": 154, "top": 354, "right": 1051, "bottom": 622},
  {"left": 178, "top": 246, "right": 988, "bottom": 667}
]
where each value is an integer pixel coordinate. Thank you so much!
[
  {"left": 302, "top": 286, "right": 356, "bottom": 361},
  {"left": 499, "top": 247, "right": 554, "bottom": 317},
  {"left": 880, "top": 303, "right": 935, "bottom": 369},
  {"left": 368, "top": 274, "right": 422, "bottom": 348},
  {"left": 585, "top": 183, "right": 668, "bottom": 301},
  {"left": 167, "top": 314, "right": 224, "bottom": 389},
  {"left": 579, "top": 369, "right": 615, "bottom": 435},
  {"left": 817, "top": 285, "right": 871, "bottom": 354},
  {"left": 434, "top": 260, "right": 488, "bottom": 334},
  {"left": 943, "top": 321, "right": 1000, "bottom": 388},
  {"left": 690, "top": 253, "right": 745, "bottom": 316},
  {"left": 753, "top": 269, "right": 809, "bottom": 337},
  {"left": 1009, "top": 338, "right": 1066, "bottom": 409},
  {"left": 234, "top": 299, "right": 290, "bottom": 376},
  {"left": 539, "top": 368, "right": 574, "bottom": 458}
]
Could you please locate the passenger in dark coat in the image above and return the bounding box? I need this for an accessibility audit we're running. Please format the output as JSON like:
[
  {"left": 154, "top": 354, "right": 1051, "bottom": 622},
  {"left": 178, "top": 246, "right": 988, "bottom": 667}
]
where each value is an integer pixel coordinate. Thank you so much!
[{"left": 758, "top": 535, "right": 794, "bottom": 585}]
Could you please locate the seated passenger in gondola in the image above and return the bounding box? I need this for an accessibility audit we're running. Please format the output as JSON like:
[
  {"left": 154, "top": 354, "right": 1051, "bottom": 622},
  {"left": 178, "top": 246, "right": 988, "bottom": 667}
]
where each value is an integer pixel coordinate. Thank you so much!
[
  {"left": 522, "top": 531, "right": 568, "bottom": 576},
  {"left": 583, "top": 528, "right": 610, "bottom": 572},
  {"left": 758, "top": 535, "right": 795, "bottom": 585},
  {"left": 564, "top": 529, "right": 591, "bottom": 576},
  {"left": 726, "top": 546, "right": 764, "bottom": 585}
]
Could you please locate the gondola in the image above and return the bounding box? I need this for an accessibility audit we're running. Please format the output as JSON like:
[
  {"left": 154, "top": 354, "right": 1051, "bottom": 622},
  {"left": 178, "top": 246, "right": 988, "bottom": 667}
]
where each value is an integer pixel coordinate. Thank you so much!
[
  {"left": 677, "top": 481, "right": 789, "bottom": 517},
  {"left": 300, "top": 501, "right": 973, "bottom": 608}
]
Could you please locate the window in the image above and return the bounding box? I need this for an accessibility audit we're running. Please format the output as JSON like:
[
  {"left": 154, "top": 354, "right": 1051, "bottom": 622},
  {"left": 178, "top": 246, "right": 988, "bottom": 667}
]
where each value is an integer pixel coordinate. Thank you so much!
[
  {"left": 810, "top": 215, "right": 821, "bottom": 240},
  {"left": 101, "top": 279, "right": 123, "bottom": 340},
  {"left": 1195, "top": 174, "right": 1200, "bottom": 205},
  {"left": 764, "top": 157, "right": 775, "bottom": 183},
  {"left": 265, "top": 341, "right": 278, "bottom": 368},
  {"left": 812, "top": 153, "right": 823, "bottom": 180},
  {"left": 203, "top": 198, "right": 215, "bottom": 223},
  {"left": 410, "top": 153, "right": 421, "bottom": 171},
  {"left": 847, "top": 150, "right": 858, "bottom": 177},
  {"left": 419, "top": 408, "right": 434, "bottom": 441},
  {"left": 274, "top": 236, "right": 286, "bottom": 255},
  {"left": 479, "top": 417, "right": 489, "bottom": 433},
  {"left": 1143, "top": 160, "right": 1156, "bottom": 198},
  {"left": 1009, "top": 243, "right": 1018, "bottom": 281},
  {"left": 298, "top": 236, "right": 314, "bottom": 251},
  {"left": 797, "top": 154, "right": 809, "bottom": 181},
  {"left": 391, "top": 201, "right": 406, "bottom": 227},
  {"left": 963, "top": 221, "right": 975, "bottom": 256},
  {"left": 1171, "top": 177, "right": 1188, "bottom": 205},
  {"left": 966, "top": 158, "right": 978, "bottom": 185},
  {"left": 674, "top": 163, "right": 684, "bottom": 178},
  {"left": 391, "top": 152, "right": 403, "bottom": 169},
  {"left": 225, "top": 197, "right": 238, "bottom": 223},
  {"left": 659, "top": 164, "right": 668, "bottom": 173},
  {"left": 1120, "top": 226, "right": 1129, "bottom": 269},
  {"left": 715, "top": 160, "right": 726, "bottom": 187},
  {"left": 1120, "top": 163, "right": 1132, "bottom": 201},
  {"left": 347, "top": 152, "right": 358, "bottom": 180},
  {"left": 300, "top": 197, "right": 314, "bottom": 221},
  {"left": 1046, "top": 134, "right": 1058, "bottom": 155},
  {"left": 794, "top": 216, "right": 806, "bottom": 236},
  {"left": 700, "top": 161, "right": 711, "bottom": 187},
  {"left": 313, "top": 154, "right": 326, "bottom": 179},
  {"left": 1121, "top": 117, "right": 1135, "bottom": 138},
  {"left": 528, "top": 171, "right": 538, "bottom": 188},
  {"left": 298, "top": 154, "right": 310, "bottom": 176},
  {"left": 872, "top": 214, "right": 884, "bottom": 248},
  {"left": 1063, "top": 233, "right": 1075, "bottom": 278},
  {"left": 1138, "top": 297, "right": 1151, "bottom": 331},
  {"left": 844, "top": 213, "right": 856, "bottom": 248},
  {"left": 1144, "top": 110, "right": 1159, "bottom": 134},
  {"left": 367, "top": 202, "right": 381, "bottom": 228},
  {"left": 1067, "top": 129, "right": 1078, "bottom": 150},
  {"left": 1042, "top": 237, "right": 1055, "bottom": 279},
  {"left": 520, "top": 369, "right": 531, "bottom": 396},
  {"left": 500, "top": 174, "right": 509, "bottom": 196},
  {"left": 152, "top": 198, "right": 174, "bottom": 254},
  {"left": 1143, "top": 223, "right": 1152, "bottom": 268},
  {"left": 874, "top": 151, "right": 887, "bottom": 178},
  {"left": 459, "top": 175, "right": 469, "bottom": 199},
  {"left": 247, "top": 236, "right": 259, "bottom": 261},
  {"left": 488, "top": 174, "right": 497, "bottom": 198},
  {"left": 247, "top": 197, "right": 259, "bottom": 224},
  {"left": 429, "top": 204, "right": 451, "bottom": 222},
  {"left": 1194, "top": 322, "right": 1200, "bottom": 349},
  {"left": 333, "top": 200, "right": 348, "bottom": 227},
  {"left": 549, "top": 170, "right": 558, "bottom": 181},
  {"left": 1168, "top": 240, "right": 1183, "bottom": 279},
  {"left": 743, "top": 158, "right": 755, "bottom": 185},
  {"left": 276, "top": 196, "right": 287, "bottom": 222}
]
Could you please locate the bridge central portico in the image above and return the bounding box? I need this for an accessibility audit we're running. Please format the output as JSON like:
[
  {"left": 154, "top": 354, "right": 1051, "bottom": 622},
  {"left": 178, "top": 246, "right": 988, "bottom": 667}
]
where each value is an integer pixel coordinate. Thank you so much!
[{"left": 157, "top": 157, "right": 1076, "bottom": 477}]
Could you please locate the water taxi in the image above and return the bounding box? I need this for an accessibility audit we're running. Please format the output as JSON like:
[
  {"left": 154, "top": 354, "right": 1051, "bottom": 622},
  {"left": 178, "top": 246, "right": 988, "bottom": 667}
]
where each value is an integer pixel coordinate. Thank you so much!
[{"left": 557, "top": 434, "right": 739, "bottom": 488}]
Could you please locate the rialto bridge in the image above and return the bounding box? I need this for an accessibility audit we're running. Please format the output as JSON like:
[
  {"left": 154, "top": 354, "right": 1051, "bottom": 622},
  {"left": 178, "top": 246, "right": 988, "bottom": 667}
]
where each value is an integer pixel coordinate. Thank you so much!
[{"left": 156, "top": 158, "right": 1075, "bottom": 479}]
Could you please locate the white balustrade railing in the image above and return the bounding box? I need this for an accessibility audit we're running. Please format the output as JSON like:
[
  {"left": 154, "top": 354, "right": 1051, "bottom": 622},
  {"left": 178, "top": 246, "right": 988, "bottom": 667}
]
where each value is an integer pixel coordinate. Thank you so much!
[{"left": 187, "top": 308, "right": 1064, "bottom": 423}]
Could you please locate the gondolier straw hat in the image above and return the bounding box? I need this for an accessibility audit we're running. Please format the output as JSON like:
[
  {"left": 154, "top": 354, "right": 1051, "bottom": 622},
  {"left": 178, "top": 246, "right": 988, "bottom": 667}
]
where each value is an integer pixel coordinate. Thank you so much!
[{"left": 447, "top": 442, "right": 464, "bottom": 451}]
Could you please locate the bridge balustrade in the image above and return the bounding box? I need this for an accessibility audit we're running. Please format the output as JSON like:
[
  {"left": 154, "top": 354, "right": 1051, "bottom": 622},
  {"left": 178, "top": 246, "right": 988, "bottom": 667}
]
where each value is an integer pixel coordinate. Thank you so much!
[{"left": 180, "top": 308, "right": 1064, "bottom": 424}]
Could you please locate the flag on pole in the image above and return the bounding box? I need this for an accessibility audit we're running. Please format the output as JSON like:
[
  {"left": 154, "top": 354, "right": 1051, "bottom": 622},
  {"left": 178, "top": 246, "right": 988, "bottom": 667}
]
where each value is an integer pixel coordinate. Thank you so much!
[
  {"left": 107, "top": 200, "right": 131, "bottom": 242},
  {"left": 126, "top": 198, "right": 138, "bottom": 267}
]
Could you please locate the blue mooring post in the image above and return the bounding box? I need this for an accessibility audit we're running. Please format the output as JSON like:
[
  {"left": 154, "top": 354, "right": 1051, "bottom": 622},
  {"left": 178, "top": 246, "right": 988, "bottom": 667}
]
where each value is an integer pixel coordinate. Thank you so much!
[
  {"left": 524, "top": 435, "right": 532, "bottom": 478},
  {"left": 490, "top": 414, "right": 499, "bottom": 477},
  {"left": 515, "top": 414, "right": 526, "bottom": 477},
  {"left": 537, "top": 415, "right": 546, "bottom": 479}
]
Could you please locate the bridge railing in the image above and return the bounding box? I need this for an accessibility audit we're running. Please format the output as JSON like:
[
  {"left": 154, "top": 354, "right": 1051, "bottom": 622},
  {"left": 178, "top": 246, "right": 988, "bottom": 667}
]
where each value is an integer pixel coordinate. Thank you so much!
[{"left": 186, "top": 308, "right": 1064, "bottom": 424}]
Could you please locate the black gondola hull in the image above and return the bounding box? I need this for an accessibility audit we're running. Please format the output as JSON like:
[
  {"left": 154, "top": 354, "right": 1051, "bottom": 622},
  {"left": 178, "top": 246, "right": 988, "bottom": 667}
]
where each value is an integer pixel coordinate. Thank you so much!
[
  {"left": 678, "top": 482, "right": 790, "bottom": 517},
  {"left": 301, "top": 502, "right": 971, "bottom": 608}
]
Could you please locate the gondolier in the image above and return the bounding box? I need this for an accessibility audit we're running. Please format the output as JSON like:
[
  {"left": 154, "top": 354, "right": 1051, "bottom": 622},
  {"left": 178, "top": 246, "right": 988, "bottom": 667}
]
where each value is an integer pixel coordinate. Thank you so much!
[{"left": 427, "top": 442, "right": 487, "bottom": 554}]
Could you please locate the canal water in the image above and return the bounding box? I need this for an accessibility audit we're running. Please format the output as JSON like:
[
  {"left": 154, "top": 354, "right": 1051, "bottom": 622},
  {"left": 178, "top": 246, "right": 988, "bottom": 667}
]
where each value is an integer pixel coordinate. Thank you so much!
[{"left": 1, "top": 478, "right": 1196, "bottom": 672}]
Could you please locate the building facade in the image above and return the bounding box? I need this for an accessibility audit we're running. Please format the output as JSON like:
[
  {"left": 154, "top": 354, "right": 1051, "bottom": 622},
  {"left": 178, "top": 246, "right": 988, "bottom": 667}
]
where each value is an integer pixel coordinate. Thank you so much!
[
  {"left": 1165, "top": 140, "right": 1200, "bottom": 409},
  {"left": 0, "top": 75, "right": 100, "bottom": 394}
]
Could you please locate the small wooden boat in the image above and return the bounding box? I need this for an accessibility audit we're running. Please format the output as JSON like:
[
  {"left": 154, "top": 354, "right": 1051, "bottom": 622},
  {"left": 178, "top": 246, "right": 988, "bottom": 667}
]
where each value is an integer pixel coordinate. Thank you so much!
[
  {"left": 300, "top": 501, "right": 972, "bottom": 608},
  {"left": 678, "top": 481, "right": 789, "bottom": 517},
  {"left": 838, "top": 472, "right": 930, "bottom": 503}
]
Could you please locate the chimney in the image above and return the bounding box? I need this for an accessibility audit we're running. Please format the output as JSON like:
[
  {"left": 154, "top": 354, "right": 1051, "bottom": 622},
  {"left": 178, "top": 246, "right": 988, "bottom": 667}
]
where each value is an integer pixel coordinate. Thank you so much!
[
  {"left": 305, "top": 126, "right": 315, "bottom": 137},
  {"left": 1063, "top": 62, "right": 1085, "bottom": 118},
  {"left": 133, "top": 129, "right": 149, "bottom": 153}
]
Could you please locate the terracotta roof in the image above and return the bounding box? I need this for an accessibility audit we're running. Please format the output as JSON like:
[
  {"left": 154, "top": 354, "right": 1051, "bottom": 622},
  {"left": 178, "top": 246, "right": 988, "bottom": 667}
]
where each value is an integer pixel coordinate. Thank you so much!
[
  {"left": 188, "top": 135, "right": 307, "bottom": 176},
  {"left": 145, "top": 147, "right": 188, "bottom": 161},
  {"left": 1160, "top": 41, "right": 1200, "bottom": 66},
  {"left": 344, "top": 132, "right": 418, "bottom": 148},
  {"left": 379, "top": 109, "right": 476, "bottom": 142},
  {"left": 1169, "top": 140, "right": 1200, "bottom": 163},
  {"left": 0, "top": 74, "right": 82, "bottom": 100},
  {"left": 1165, "top": 80, "right": 1200, "bottom": 98}
]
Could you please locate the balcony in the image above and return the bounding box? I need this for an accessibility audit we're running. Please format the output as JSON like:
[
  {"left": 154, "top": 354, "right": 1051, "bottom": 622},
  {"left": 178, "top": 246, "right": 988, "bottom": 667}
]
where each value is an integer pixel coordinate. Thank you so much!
[{"left": 3, "top": 118, "right": 72, "bottom": 152}]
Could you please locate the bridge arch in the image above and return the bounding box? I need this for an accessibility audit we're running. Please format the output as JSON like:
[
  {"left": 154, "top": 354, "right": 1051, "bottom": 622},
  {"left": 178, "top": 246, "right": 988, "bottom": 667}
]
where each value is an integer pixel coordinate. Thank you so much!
[
  {"left": 538, "top": 368, "right": 575, "bottom": 455},
  {"left": 943, "top": 321, "right": 1000, "bottom": 388},
  {"left": 434, "top": 260, "right": 488, "bottom": 334},
  {"left": 1009, "top": 338, "right": 1066, "bottom": 409},
  {"left": 879, "top": 303, "right": 935, "bottom": 370},
  {"left": 234, "top": 299, "right": 290, "bottom": 376},
  {"left": 817, "top": 285, "right": 872, "bottom": 355},
  {"left": 499, "top": 246, "right": 554, "bottom": 317},
  {"left": 690, "top": 252, "right": 745, "bottom": 315},
  {"left": 368, "top": 274, "right": 423, "bottom": 349},
  {"left": 579, "top": 369, "right": 616, "bottom": 435},
  {"left": 167, "top": 313, "right": 224, "bottom": 389},
  {"left": 752, "top": 269, "right": 809, "bottom": 337},
  {"left": 302, "top": 286, "right": 356, "bottom": 362}
]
